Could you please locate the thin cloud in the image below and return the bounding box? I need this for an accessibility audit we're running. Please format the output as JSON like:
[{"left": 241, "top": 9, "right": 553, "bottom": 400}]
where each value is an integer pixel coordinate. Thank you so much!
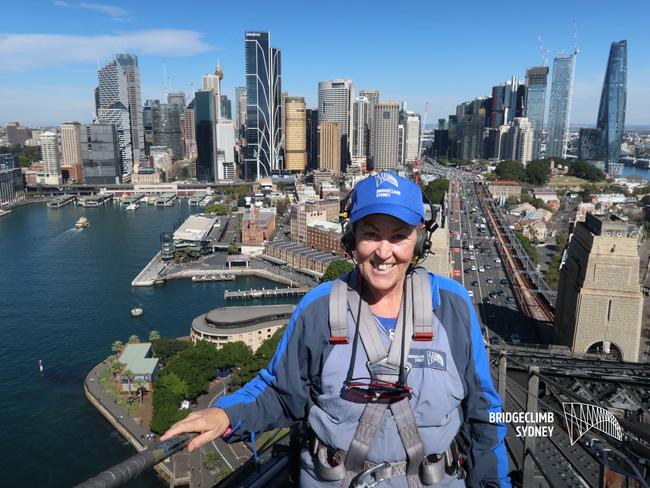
[
  {"left": 78, "top": 2, "right": 130, "bottom": 20},
  {"left": 0, "top": 30, "right": 215, "bottom": 71},
  {"left": 53, "top": 1, "right": 70, "bottom": 6}
]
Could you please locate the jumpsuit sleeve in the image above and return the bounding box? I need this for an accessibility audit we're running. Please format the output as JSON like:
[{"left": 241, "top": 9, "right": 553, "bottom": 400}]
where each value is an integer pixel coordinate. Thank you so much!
[
  {"left": 211, "top": 303, "right": 312, "bottom": 442},
  {"left": 462, "top": 301, "right": 512, "bottom": 487}
]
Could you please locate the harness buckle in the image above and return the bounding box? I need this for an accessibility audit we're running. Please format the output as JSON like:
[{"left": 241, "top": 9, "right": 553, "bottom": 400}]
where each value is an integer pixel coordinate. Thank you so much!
[
  {"left": 329, "top": 335, "right": 349, "bottom": 345},
  {"left": 413, "top": 332, "right": 433, "bottom": 341},
  {"left": 351, "top": 462, "right": 390, "bottom": 488},
  {"left": 366, "top": 357, "right": 410, "bottom": 378}
]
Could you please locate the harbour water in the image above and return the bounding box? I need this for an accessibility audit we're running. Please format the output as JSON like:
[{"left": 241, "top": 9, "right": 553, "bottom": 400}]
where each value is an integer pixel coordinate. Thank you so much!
[
  {"left": 621, "top": 165, "right": 650, "bottom": 180},
  {"left": 0, "top": 202, "right": 298, "bottom": 487}
]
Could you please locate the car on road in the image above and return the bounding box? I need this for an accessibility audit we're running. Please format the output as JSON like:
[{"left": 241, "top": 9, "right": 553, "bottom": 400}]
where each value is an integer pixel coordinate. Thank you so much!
[
  {"left": 470, "top": 265, "right": 477, "bottom": 271},
  {"left": 468, "top": 290, "right": 474, "bottom": 297},
  {"left": 464, "top": 268, "right": 470, "bottom": 274},
  {"left": 500, "top": 278, "right": 508, "bottom": 285},
  {"left": 478, "top": 267, "right": 485, "bottom": 272},
  {"left": 483, "top": 297, "right": 491, "bottom": 304},
  {"left": 486, "top": 278, "right": 494, "bottom": 284},
  {"left": 495, "top": 258, "right": 501, "bottom": 263},
  {"left": 506, "top": 296, "right": 515, "bottom": 303},
  {"left": 463, "top": 257, "right": 469, "bottom": 263},
  {"left": 484, "top": 264, "right": 491, "bottom": 270},
  {"left": 471, "top": 280, "right": 479, "bottom": 286}
]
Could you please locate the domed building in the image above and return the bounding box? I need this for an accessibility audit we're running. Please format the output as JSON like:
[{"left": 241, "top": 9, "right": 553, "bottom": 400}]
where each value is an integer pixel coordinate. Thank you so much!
[{"left": 190, "top": 304, "right": 295, "bottom": 352}]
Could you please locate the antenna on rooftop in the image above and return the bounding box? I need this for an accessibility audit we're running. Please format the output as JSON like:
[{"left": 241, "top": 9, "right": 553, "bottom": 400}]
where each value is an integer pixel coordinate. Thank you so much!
[
  {"left": 573, "top": 19, "right": 580, "bottom": 55},
  {"left": 537, "top": 34, "right": 549, "bottom": 67},
  {"left": 163, "top": 58, "right": 169, "bottom": 98}
]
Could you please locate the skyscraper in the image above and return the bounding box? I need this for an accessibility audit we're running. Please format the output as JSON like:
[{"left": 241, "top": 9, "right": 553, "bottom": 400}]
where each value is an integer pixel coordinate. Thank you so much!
[
  {"left": 81, "top": 124, "right": 121, "bottom": 184},
  {"left": 60, "top": 122, "right": 83, "bottom": 182},
  {"left": 202, "top": 63, "right": 223, "bottom": 123},
  {"left": 524, "top": 66, "right": 549, "bottom": 160},
  {"left": 402, "top": 111, "right": 421, "bottom": 163},
  {"left": 359, "top": 89, "right": 379, "bottom": 132},
  {"left": 370, "top": 101, "right": 400, "bottom": 171},
  {"left": 508, "top": 117, "right": 534, "bottom": 164},
  {"left": 194, "top": 90, "right": 218, "bottom": 182},
  {"left": 319, "top": 122, "right": 341, "bottom": 175},
  {"left": 578, "top": 128, "right": 605, "bottom": 169},
  {"left": 245, "top": 31, "right": 282, "bottom": 180},
  {"left": 318, "top": 80, "right": 354, "bottom": 169},
  {"left": 306, "top": 109, "right": 319, "bottom": 171},
  {"left": 115, "top": 54, "right": 144, "bottom": 164},
  {"left": 221, "top": 95, "right": 232, "bottom": 120},
  {"left": 547, "top": 53, "right": 577, "bottom": 158},
  {"left": 235, "top": 86, "right": 247, "bottom": 135},
  {"left": 284, "top": 97, "right": 307, "bottom": 172},
  {"left": 97, "top": 59, "right": 133, "bottom": 177},
  {"left": 167, "top": 92, "right": 186, "bottom": 109},
  {"left": 597, "top": 40, "right": 627, "bottom": 177},
  {"left": 152, "top": 102, "right": 183, "bottom": 160},
  {"left": 352, "top": 96, "right": 370, "bottom": 158},
  {"left": 40, "top": 131, "right": 61, "bottom": 184}
]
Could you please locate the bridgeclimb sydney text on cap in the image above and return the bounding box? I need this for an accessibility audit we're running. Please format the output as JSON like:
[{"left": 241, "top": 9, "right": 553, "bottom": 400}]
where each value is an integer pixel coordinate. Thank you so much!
[{"left": 349, "top": 172, "right": 425, "bottom": 226}]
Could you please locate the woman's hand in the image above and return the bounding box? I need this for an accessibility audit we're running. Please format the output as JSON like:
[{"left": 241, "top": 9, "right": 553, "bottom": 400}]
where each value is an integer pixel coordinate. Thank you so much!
[{"left": 160, "top": 407, "right": 230, "bottom": 452}]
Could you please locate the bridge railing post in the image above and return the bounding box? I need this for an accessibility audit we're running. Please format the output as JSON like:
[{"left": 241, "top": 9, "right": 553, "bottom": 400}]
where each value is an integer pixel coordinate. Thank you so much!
[
  {"left": 498, "top": 351, "right": 507, "bottom": 406},
  {"left": 523, "top": 366, "right": 540, "bottom": 487}
]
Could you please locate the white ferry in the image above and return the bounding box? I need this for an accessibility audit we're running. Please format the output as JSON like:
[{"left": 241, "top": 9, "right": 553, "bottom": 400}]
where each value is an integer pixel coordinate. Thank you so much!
[
  {"left": 75, "top": 217, "right": 90, "bottom": 229},
  {"left": 125, "top": 203, "right": 140, "bottom": 211},
  {"left": 0, "top": 209, "right": 11, "bottom": 217}
]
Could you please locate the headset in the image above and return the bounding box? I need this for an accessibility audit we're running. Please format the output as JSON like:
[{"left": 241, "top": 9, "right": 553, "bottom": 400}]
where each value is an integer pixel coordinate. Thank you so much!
[{"left": 339, "top": 186, "right": 439, "bottom": 266}]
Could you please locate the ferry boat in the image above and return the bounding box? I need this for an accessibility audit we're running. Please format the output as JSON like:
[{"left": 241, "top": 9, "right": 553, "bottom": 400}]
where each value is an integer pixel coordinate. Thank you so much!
[
  {"left": 130, "top": 307, "right": 144, "bottom": 317},
  {"left": 75, "top": 217, "right": 90, "bottom": 229},
  {"left": 0, "top": 209, "right": 11, "bottom": 217},
  {"left": 125, "top": 203, "right": 139, "bottom": 211}
]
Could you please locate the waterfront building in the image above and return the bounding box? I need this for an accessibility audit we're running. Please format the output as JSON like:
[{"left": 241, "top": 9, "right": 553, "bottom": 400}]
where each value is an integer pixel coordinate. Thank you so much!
[
  {"left": 284, "top": 97, "right": 307, "bottom": 172},
  {"left": 264, "top": 239, "right": 340, "bottom": 275},
  {"left": 547, "top": 53, "right": 577, "bottom": 158},
  {"left": 216, "top": 121, "right": 237, "bottom": 181},
  {"left": 0, "top": 154, "right": 25, "bottom": 206},
  {"left": 131, "top": 166, "right": 163, "bottom": 184},
  {"left": 554, "top": 213, "right": 642, "bottom": 361},
  {"left": 151, "top": 101, "right": 183, "bottom": 160},
  {"left": 81, "top": 124, "right": 121, "bottom": 184},
  {"left": 221, "top": 95, "right": 232, "bottom": 121},
  {"left": 319, "top": 122, "right": 341, "bottom": 175},
  {"left": 525, "top": 66, "right": 549, "bottom": 159},
  {"left": 370, "top": 101, "right": 400, "bottom": 171},
  {"left": 597, "top": 40, "right": 627, "bottom": 177},
  {"left": 318, "top": 80, "right": 354, "bottom": 170},
  {"left": 245, "top": 31, "right": 282, "bottom": 180},
  {"left": 117, "top": 343, "right": 159, "bottom": 392},
  {"left": 40, "top": 131, "right": 62, "bottom": 185},
  {"left": 352, "top": 96, "right": 370, "bottom": 158},
  {"left": 202, "top": 62, "right": 223, "bottom": 123},
  {"left": 306, "top": 109, "right": 319, "bottom": 171},
  {"left": 194, "top": 90, "right": 218, "bottom": 182},
  {"left": 173, "top": 214, "right": 218, "bottom": 251},
  {"left": 97, "top": 58, "right": 133, "bottom": 176},
  {"left": 150, "top": 146, "right": 173, "bottom": 176},
  {"left": 60, "top": 122, "right": 83, "bottom": 183},
  {"left": 115, "top": 54, "right": 144, "bottom": 164},
  {"left": 190, "top": 304, "right": 295, "bottom": 351},
  {"left": 306, "top": 219, "right": 346, "bottom": 257}
]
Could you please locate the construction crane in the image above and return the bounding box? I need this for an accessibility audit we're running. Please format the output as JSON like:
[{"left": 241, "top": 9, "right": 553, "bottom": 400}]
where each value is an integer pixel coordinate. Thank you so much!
[
  {"left": 537, "top": 34, "right": 549, "bottom": 67},
  {"left": 573, "top": 19, "right": 580, "bottom": 55}
]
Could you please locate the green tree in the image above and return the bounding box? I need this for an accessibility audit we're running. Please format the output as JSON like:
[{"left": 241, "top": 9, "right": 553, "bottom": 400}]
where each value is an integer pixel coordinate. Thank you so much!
[
  {"left": 133, "top": 378, "right": 146, "bottom": 404},
  {"left": 203, "top": 451, "right": 221, "bottom": 471},
  {"left": 148, "top": 330, "right": 161, "bottom": 342},
  {"left": 514, "top": 231, "right": 539, "bottom": 266},
  {"left": 228, "top": 242, "right": 240, "bottom": 255},
  {"left": 128, "top": 335, "right": 140, "bottom": 344},
  {"left": 237, "top": 195, "right": 247, "bottom": 208},
  {"left": 567, "top": 160, "right": 606, "bottom": 181},
  {"left": 421, "top": 179, "right": 449, "bottom": 206},
  {"left": 214, "top": 342, "right": 254, "bottom": 371},
  {"left": 525, "top": 159, "right": 551, "bottom": 186},
  {"left": 321, "top": 259, "right": 355, "bottom": 283},
  {"left": 151, "top": 338, "right": 191, "bottom": 363},
  {"left": 204, "top": 203, "right": 230, "bottom": 215},
  {"left": 641, "top": 195, "right": 650, "bottom": 206},
  {"left": 254, "top": 326, "right": 286, "bottom": 362},
  {"left": 122, "top": 369, "right": 135, "bottom": 396},
  {"left": 150, "top": 372, "right": 189, "bottom": 434},
  {"left": 495, "top": 160, "right": 526, "bottom": 182},
  {"left": 111, "top": 340, "right": 125, "bottom": 355},
  {"left": 110, "top": 358, "right": 122, "bottom": 378}
]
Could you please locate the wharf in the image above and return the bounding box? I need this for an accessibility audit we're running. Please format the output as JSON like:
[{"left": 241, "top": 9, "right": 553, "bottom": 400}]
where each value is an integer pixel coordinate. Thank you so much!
[
  {"left": 47, "top": 195, "right": 76, "bottom": 208},
  {"left": 131, "top": 251, "right": 168, "bottom": 287},
  {"left": 120, "top": 193, "right": 145, "bottom": 205},
  {"left": 191, "top": 273, "right": 235, "bottom": 282},
  {"left": 188, "top": 192, "right": 208, "bottom": 205},
  {"left": 155, "top": 193, "right": 177, "bottom": 207},
  {"left": 80, "top": 194, "right": 112, "bottom": 207},
  {"left": 224, "top": 287, "right": 311, "bottom": 300}
]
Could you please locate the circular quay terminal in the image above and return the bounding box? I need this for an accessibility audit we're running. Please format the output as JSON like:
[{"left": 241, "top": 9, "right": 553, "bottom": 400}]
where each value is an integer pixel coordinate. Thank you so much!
[
  {"left": 190, "top": 304, "right": 295, "bottom": 351},
  {"left": 4, "top": 2, "right": 650, "bottom": 488}
]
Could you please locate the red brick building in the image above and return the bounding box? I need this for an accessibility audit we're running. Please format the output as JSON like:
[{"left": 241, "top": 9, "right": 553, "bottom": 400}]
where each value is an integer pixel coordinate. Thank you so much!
[{"left": 242, "top": 207, "right": 277, "bottom": 245}]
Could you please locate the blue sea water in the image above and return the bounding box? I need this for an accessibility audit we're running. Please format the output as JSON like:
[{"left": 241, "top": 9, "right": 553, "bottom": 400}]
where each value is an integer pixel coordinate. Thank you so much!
[
  {"left": 621, "top": 165, "right": 650, "bottom": 181},
  {"left": 0, "top": 201, "right": 297, "bottom": 487}
]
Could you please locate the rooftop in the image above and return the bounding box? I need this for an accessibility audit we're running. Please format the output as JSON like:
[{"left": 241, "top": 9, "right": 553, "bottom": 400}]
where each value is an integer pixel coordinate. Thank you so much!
[
  {"left": 173, "top": 214, "right": 217, "bottom": 242},
  {"left": 118, "top": 343, "right": 159, "bottom": 376}
]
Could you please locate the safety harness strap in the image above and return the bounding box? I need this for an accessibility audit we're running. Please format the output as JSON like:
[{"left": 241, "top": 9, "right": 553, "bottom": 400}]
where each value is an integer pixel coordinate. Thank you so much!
[
  {"left": 411, "top": 267, "right": 434, "bottom": 341},
  {"left": 329, "top": 271, "right": 352, "bottom": 344}
]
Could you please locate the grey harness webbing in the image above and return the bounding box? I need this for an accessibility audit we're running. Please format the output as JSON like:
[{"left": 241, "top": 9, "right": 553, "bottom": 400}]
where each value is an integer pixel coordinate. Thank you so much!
[{"left": 331, "top": 267, "right": 433, "bottom": 488}]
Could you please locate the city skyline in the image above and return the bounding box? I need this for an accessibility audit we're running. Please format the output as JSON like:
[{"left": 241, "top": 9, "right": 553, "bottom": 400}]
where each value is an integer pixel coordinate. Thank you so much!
[{"left": 1, "top": 0, "right": 649, "bottom": 127}]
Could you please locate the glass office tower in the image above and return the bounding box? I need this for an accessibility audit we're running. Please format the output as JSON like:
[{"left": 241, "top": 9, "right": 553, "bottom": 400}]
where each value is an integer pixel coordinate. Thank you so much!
[
  {"left": 525, "top": 66, "right": 549, "bottom": 160},
  {"left": 244, "top": 31, "right": 282, "bottom": 180},
  {"left": 194, "top": 90, "right": 218, "bottom": 182},
  {"left": 597, "top": 40, "right": 627, "bottom": 176},
  {"left": 547, "top": 53, "right": 576, "bottom": 158}
]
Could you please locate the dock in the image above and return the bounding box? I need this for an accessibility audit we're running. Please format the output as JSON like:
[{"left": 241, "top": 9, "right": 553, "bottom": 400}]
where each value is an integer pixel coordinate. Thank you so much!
[
  {"left": 188, "top": 192, "right": 208, "bottom": 206},
  {"left": 224, "top": 287, "right": 311, "bottom": 300},
  {"left": 191, "top": 273, "right": 235, "bottom": 282},
  {"left": 47, "top": 195, "right": 76, "bottom": 208},
  {"left": 131, "top": 251, "right": 168, "bottom": 287},
  {"left": 155, "top": 193, "right": 177, "bottom": 207},
  {"left": 80, "top": 194, "right": 112, "bottom": 207},
  {"left": 120, "top": 193, "right": 145, "bottom": 205}
]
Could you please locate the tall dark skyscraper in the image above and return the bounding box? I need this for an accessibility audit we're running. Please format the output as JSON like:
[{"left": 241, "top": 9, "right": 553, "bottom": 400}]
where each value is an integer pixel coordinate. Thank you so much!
[
  {"left": 525, "top": 66, "right": 549, "bottom": 160},
  {"left": 597, "top": 40, "right": 627, "bottom": 176},
  {"left": 306, "top": 109, "right": 319, "bottom": 171},
  {"left": 547, "top": 53, "right": 577, "bottom": 158},
  {"left": 194, "top": 90, "right": 218, "bottom": 182},
  {"left": 245, "top": 31, "right": 282, "bottom": 180}
]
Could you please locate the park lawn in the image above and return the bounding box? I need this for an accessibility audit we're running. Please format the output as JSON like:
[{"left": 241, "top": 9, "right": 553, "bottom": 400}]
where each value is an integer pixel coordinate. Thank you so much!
[{"left": 549, "top": 176, "right": 607, "bottom": 190}]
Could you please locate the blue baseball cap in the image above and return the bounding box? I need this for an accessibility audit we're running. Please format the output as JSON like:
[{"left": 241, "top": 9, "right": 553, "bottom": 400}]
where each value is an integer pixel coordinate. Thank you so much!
[{"left": 349, "top": 172, "right": 425, "bottom": 226}]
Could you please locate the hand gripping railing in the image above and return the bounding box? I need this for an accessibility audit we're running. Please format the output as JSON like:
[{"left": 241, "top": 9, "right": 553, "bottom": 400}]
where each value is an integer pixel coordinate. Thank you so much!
[{"left": 74, "top": 434, "right": 193, "bottom": 488}]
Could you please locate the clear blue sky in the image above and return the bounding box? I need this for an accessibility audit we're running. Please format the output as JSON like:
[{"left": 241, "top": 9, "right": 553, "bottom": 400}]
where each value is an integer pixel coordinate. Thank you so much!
[{"left": 1, "top": 0, "right": 649, "bottom": 127}]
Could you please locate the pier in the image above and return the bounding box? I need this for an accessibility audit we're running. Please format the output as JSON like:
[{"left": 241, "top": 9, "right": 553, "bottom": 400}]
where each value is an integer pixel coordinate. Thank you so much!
[
  {"left": 47, "top": 195, "right": 76, "bottom": 208},
  {"left": 79, "top": 194, "right": 112, "bottom": 207},
  {"left": 120, "top": 193, "right": 145, "bottom": 205},
  {"left": 188, "top": 192, "right": 208, "bottom": 205},
  {"left": 224, "top": 286, "right": 311, "bottom": 300},
  {"left": 131, "top": 251, "right": 168, "bottom": 287},
  {"left": 155, "top": 193, "right": 177, "bottom": 207}
]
